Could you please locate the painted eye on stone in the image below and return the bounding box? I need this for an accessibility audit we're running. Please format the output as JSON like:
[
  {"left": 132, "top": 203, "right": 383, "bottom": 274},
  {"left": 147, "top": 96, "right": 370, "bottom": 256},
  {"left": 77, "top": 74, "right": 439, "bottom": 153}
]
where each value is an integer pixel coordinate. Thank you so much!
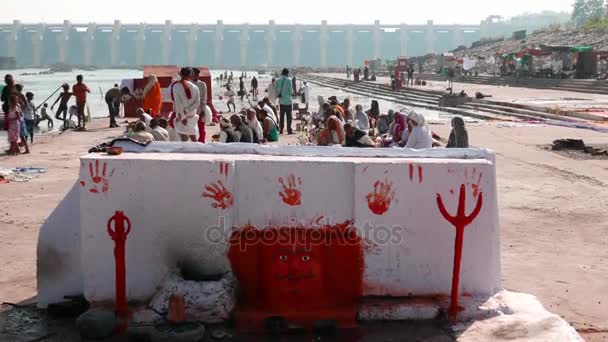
[
  {"left": 279, "top": 255, "right": 288, "bottom": 261},
  {"left": 301, "top": 256, "right": 311, "bottom": 262}
]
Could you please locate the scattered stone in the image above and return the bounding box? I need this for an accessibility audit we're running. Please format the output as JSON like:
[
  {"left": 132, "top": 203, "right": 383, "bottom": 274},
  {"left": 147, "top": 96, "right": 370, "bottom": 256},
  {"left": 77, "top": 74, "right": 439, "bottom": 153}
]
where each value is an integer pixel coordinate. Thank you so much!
[
  {"left": 210, "top": 328, "right": 228, "bottom": 340},
  {"left": 129, "top": 322, "right": 206, "bottom": 342},
  {"left": 150, "top": 322, "right": 205, "bottom": 342},
  {"left": 149, "top": 271, "right": 236, "bottom": 324},
  {"left": 75, "top": 308, "right": 117, "bottom": 340},
  {"left": 552, "top": 139, "right": 585, "bottom": 151}
]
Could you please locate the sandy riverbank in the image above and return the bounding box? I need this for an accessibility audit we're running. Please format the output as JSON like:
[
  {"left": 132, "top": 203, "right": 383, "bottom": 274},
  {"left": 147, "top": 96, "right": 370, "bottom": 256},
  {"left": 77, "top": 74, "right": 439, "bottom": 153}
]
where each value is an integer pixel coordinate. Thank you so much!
[{"left": 1, "top": 99, "right": 607, "bottom": 340}]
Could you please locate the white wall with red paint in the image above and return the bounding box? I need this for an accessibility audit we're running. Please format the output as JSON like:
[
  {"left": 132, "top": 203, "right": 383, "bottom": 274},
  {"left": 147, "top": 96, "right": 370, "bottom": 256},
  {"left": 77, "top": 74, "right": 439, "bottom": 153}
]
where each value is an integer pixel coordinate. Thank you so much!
[{"left": 37, "top": 147, "right": 500, "bottom": 308}]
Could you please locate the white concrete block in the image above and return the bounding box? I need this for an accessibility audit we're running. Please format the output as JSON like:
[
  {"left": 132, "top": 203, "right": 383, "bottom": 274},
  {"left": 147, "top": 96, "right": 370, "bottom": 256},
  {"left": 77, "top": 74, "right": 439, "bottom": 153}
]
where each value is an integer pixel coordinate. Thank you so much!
[
  {"left": 39, "top": 148, "right": 501, "bottom": 311},
  {"left": 37, "top": 183, "right": 83, "bottom": 308}
]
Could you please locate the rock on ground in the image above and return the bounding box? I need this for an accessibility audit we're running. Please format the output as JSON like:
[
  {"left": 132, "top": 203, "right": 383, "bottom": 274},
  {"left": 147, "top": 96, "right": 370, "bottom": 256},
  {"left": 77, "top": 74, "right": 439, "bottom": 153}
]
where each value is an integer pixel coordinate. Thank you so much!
[
  {"left": 456, "top": 290, "right": 583, "bottom": 341},
  {"left": 149, "top": 271, "right": 236, "bottom": 324},
  {"left": 75, "top": 308, "right": 117, "bottom": 340}
]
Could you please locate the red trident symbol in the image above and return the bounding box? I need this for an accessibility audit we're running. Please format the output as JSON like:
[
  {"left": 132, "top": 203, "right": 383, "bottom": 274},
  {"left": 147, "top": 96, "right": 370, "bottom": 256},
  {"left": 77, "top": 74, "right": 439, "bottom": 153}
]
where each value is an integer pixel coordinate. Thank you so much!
[
  {"left": 436, "top": 184, "right": 483, "bottom": 319},
  {"left": 107, "top": 211, "right": 132, "bottom": 315}
]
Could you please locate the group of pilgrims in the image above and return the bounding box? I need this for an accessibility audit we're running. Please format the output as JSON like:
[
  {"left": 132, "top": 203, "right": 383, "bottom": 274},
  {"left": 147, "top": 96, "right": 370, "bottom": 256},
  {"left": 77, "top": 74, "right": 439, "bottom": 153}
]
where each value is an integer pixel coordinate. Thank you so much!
[
  {"left": 3, "top": 66, "right": 470, "bottom": 153},
  {"left": 129, "top": 66, "right": 470, "bottom": 150}
]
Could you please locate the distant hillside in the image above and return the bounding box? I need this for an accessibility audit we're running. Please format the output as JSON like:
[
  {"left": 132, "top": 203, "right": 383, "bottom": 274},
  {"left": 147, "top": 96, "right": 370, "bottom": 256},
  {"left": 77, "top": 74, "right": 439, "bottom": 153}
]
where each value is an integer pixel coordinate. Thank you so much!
[{"left": 413, "top": 27, "right": 608, "bottom": 73}]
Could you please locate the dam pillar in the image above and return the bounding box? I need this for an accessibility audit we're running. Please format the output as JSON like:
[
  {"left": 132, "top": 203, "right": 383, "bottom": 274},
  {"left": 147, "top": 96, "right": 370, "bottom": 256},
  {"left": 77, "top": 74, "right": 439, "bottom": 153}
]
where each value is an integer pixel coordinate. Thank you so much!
[
  {"left": 135, "top": 24, "right": 146, "bottom": 66},
  {"left": 400, "top": 24, "right": 408, "bottom": 57},
  {"left": 426, "top": 20, "right": 435, "bottom": 54},
  {"left": 161, "top": 20, "right": 172, "bottom": 65},
  {"left": 346, "top": 27, "right": 354, "bottom": 67},
  {"left": 32, "top": 24, "right": 45, "bottom": 66},
  {"left": 320, "top": 20, "right": 328, "bottom": 68},
  {"left": 266, "top": 20, "right": 276, "bottom": 67},
  {"left": 240, "top": 24, "right": 249, "bottom": 67},
  {"left": 110, "top": 20, "right": 121, "bottom": 65},
  {"left": 214, "top": 20, "right": 224, "bottom": 68},
  {"left": 8, "top": 20, "right": 21, "bottom": 59},
  {"left": 57, "top": 20, "right": 71, "bottom": 64},
  {"left": 84, "top": 23, "right": 95, "bottom": 66},
  {"left": 373, "top": 20, "right": 382, "bottom": 59}
]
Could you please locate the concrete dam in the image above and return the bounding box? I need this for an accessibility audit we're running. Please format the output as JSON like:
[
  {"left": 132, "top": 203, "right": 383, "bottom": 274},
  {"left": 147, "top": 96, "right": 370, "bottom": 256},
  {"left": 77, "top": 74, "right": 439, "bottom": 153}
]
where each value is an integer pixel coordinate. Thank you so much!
[{"left": 1, "top": 19, "right": 525, "bottom": 68}]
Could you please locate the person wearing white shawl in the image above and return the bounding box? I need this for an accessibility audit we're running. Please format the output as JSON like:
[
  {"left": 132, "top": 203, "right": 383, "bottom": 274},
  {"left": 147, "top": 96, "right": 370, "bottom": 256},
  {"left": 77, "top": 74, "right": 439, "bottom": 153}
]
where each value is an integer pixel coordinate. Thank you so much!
[
  {"left": 246, "top": 108, "right": 263, "bottom": 143},
  {"left": 171, "top": 67, "right": 200, "bottom": 142},
  {"left": 354, "top": 104, "right": 370, "bottom": 131},
  {"left": 405, "top": 110, "right": 433, "bottom": 149}
]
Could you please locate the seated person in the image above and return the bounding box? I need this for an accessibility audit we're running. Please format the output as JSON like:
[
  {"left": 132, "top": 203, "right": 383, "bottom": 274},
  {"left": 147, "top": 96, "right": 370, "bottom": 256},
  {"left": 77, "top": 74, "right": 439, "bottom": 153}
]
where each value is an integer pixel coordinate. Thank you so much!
[
  {"left": 258, "top": 106, "right": 279, "bottom": 142},
  {"left": 218, "top": 116, "right": 239, "bottom": 143},
  {"left": 231, "top": 114, "right": 254, "bottom": 143},
  {"left": 149, "top": 118, "right": 170, "bottom": 142},
  {"left": 130, "top": 121, "right": 155, "bottom": 143},
  {"left": 317, "top": 108, "right": 345, "bottom": 146},
  {"left": 344, "top": 122, "right": 375, "bottom": 148},
  {"left": 246, "top": 109, "right": 262, "bottom": 143}
]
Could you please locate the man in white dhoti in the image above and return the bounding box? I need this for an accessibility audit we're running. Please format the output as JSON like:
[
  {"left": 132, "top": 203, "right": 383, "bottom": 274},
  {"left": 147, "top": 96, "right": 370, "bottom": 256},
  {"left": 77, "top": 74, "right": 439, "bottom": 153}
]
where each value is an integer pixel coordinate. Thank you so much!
[{"left": 171, "top": 67, "right": 201, "bottom": 142}]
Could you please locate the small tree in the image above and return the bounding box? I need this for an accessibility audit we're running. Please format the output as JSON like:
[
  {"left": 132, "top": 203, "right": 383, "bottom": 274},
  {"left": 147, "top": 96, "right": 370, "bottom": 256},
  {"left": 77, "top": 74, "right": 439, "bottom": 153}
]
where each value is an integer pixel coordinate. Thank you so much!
[
  {"left": 572, "top": 0, "right": 588, "bottom": 27},
  {"left": 572, "top": 0, "right": 607, "bottom": 27}
]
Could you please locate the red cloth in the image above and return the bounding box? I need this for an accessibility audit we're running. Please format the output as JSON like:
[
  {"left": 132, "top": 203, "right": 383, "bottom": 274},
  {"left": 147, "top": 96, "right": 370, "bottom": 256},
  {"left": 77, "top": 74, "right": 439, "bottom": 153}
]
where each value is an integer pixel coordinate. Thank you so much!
[
  {"left": 72, "top": 83, "right": 90, "bottom": 103},
  {"left": 170, "top": 80, "right": 192, "bottom": 102},
  {"left": 142, "top": 81, "right": 162, "bottom": 117}
]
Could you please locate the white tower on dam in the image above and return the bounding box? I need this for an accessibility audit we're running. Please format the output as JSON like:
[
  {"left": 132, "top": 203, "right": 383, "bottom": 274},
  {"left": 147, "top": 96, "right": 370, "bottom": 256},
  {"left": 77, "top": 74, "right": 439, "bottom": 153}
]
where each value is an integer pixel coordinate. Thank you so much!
[{"left": 0, "top": 19, "right": 520, "bottom": 68}]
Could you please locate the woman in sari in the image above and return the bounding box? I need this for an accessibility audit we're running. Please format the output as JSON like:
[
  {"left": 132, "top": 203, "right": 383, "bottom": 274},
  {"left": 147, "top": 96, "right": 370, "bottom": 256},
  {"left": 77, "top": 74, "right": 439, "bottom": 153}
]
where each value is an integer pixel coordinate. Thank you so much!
[
  {"left": 142, "top": 75, "right": 163, "bottom": 117},
  {"left": 318, "top": 109, "right": 345, "bottom": 146}
]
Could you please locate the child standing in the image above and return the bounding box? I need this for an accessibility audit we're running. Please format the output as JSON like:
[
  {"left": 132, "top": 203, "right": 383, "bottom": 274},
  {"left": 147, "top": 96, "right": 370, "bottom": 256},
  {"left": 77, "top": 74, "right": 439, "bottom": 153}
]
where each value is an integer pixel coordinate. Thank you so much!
[
  {"left": 224, "top": 86, "right": 236, "bottom": 113},
  {"left": 23, "top": 92, "right": 36, "bottom": 143},
  {"left": 72, "top": 75, "right": 90, "bottom": 130},
  {"left": 38, "top": 103, "right": 54, "bottom": 128},
  {"left": 6, "top": 95, "right": 23, "bottom": 155}
]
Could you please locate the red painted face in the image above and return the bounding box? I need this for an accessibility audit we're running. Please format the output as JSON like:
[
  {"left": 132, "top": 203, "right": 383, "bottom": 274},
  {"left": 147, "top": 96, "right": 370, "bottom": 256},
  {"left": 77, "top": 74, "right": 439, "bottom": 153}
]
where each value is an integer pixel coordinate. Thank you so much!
[
  {"left": 262, "top": 242, "right": 324, "bottom": 302},
  {"left": 228, "top": 223, "right": 364, "bottom": 316}
]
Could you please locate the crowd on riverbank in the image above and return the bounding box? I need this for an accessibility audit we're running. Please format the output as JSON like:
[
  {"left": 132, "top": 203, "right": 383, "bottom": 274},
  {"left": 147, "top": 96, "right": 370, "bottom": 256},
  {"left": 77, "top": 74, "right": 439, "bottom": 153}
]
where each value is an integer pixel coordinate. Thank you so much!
[
  {"left": 121, "top": 67, "right": 470, "bottom": 150},
  {"left": 3, "top": 66, "right": 470, "bottom": 153}
]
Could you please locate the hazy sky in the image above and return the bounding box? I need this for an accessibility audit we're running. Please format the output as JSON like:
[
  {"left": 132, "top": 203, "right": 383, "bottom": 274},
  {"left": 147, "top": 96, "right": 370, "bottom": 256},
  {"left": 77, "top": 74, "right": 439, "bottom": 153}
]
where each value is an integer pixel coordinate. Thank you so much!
[{"left": 2, "top": 0, "right": 573, "bottom": 25}]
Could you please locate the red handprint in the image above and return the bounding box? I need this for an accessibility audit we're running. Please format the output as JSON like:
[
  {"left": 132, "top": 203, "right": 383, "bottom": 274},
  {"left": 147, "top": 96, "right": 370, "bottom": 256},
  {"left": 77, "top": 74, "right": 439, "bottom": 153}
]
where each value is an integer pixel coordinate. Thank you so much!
[
  {"left": 82, "top": 160, "right": 114, "bottom": 194},
  {"left": 366, "top": 180, "right": 395, "bottom": 215},
  {"left": 465, "top": 168, "right": 483, "bottom": 198},
  {"left": 278, "top": 174, "right": 303, "bottom": 206},
  {"left": 202, "top": 180, "right": 233, "bottom": 209},
  {"left": 437, "top": 184, "right": 483, "bottom": 319}
]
